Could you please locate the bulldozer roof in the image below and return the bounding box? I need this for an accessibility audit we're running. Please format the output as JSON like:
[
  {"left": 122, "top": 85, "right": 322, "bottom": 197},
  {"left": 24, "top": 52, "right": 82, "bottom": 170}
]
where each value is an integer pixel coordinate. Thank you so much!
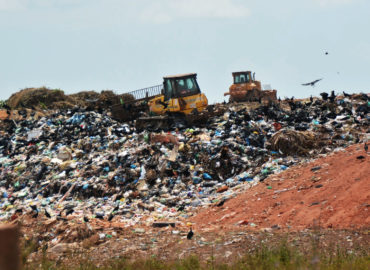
[
  {"left": 232, "top": 71, "right": 252, "bottom": 76},
  {"left": 163, "top": 73, "right": 197, "bottom": 79}
]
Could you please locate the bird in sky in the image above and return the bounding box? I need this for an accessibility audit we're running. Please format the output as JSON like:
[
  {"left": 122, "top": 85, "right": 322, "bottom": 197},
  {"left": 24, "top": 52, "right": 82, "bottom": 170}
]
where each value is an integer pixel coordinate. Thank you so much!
[{"left": 302, "top": 78, "right": 323, "bottom": 87}]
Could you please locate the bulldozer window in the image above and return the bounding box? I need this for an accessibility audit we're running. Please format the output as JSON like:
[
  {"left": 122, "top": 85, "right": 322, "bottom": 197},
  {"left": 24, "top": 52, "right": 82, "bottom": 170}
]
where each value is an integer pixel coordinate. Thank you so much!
[
  {"left": 175, "top": 77, "right": 200, "bottom": 97},
  {"left": 164, "top": 79, "right": 174, "bottom": 101},
  {"left": 234, "top": 73, "right": 250, "bottom": 84}
]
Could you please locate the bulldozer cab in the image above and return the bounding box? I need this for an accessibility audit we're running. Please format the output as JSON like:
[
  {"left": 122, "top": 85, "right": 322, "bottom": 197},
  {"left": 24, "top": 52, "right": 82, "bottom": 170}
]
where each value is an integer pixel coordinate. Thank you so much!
[
  {"left": 148, "top": 73, "right": 208, "bottom": 116},
  {"left": 225, "top": 70, "right": 277, "bottom": 103},
  {"left": 232, "top": 71, "right": 255, "bottom": 84},
  {"left": 163, "top": 73, "right": 201, "bottom": 101}
]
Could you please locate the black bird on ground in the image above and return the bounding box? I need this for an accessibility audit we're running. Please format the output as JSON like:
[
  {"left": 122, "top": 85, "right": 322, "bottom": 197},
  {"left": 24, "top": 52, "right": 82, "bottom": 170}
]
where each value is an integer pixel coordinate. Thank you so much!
[
  {"left": 329, "top": 91, "right": 336, "bottom": 103},
  {"left": 177, "top": 204, "right": 186, "bottom": 212},
  {"left": 302, "top": 78, "right": 323, "bottom": 87},
  {"left": 360, "top": 93, "right": 369, "bottom": 101},
  {"left": 44, "top": 209, "right": 51, "bottom": 218},
  {"left": 365, "top": 143, "right": 368, "bottom": 152},
  {"left": 95, "top": 213, "right": 104, "bottom": 220},
  {"left": 65, "top": 209, "right": 74, "bottom": 216},
  {"left": 187, "top": 228, "right": 194, "bottom": 240},
  {"left": 108, "top": 213, "right": 114, "bottom": 221},
  {"left": 30, "top": 205, "right": 39, "bottom": 218},
  {"left": 217, "top": 198, "right": 226, "bottom": 207},
  {"left": 84, "top": 216, "right": 89, "bottom": 223},
  {"left": 343, "top": 91, "right": 351, "bottom": 98},
  {"left": 320, "top": 92, "right": 329, "bottom": 101}
]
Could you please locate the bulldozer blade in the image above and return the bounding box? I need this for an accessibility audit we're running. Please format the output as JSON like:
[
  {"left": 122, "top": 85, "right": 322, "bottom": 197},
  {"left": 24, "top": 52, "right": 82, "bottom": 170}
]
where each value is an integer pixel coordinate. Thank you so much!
[{"left": 135, "top": 115, "right": 172, "bottom": 132}]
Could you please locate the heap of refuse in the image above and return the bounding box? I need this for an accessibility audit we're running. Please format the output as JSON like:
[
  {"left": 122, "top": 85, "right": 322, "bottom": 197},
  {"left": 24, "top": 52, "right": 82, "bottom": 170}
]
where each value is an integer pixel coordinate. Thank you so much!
[{"left": 0, "top": 95, "right": 369, "bottom": 228}]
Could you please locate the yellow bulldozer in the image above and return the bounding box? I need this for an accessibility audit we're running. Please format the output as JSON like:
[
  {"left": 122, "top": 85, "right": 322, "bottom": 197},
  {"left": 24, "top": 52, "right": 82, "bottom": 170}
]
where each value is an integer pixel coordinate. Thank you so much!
[
  {"left": 224, "top": 71, "right": 277, "bottom": 103},
  {"left": 111, "top": 73, "right": 209, "bottom": 130}
]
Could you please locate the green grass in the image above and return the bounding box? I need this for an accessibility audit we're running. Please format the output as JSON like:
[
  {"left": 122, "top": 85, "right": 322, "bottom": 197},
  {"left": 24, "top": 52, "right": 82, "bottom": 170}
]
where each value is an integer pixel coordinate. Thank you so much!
[{"left": 23, "top": 237, "right": 369, "bottom": 270}]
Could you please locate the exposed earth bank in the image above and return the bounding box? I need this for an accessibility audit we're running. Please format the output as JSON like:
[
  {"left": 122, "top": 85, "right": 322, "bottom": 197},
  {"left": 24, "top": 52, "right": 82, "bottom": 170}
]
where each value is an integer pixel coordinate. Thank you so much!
[{"left": 191, "top": 143, "right": 370, "bottom": 231}]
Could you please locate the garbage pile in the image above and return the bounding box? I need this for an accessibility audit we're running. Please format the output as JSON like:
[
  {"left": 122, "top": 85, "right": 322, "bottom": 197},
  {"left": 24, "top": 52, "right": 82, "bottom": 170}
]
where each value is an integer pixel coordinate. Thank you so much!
[
  {"left": 0, "top": 95, "right": 369, "bottom": 233},
  {"left": 6, "top": 87, "right": 134, "bottom": 112}
]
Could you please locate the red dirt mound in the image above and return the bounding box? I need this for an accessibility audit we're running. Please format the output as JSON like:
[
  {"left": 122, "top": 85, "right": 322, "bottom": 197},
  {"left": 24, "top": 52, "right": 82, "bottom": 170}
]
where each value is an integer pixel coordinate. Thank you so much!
[{"left": 191, "top": 144, "right": 370, "bottom": 231}]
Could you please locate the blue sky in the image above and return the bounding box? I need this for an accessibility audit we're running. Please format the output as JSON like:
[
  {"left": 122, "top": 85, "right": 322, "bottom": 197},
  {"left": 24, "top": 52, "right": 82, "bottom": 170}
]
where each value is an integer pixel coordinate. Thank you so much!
[{"left": 0, "top": 0, "right": 369, "bottom": 103}]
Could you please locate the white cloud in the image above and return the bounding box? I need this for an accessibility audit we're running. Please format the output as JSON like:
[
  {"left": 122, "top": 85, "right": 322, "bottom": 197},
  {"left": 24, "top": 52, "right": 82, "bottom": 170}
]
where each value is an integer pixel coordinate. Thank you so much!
[{"left": 139, "top": 0, "right": 250, "bottom": 23}]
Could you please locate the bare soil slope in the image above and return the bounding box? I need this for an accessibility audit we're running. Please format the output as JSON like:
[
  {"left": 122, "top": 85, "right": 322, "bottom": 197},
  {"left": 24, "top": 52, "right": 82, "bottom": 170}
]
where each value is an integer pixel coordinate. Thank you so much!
[{"left": 192, "top": 144, "right": 370, "bottom": 231}]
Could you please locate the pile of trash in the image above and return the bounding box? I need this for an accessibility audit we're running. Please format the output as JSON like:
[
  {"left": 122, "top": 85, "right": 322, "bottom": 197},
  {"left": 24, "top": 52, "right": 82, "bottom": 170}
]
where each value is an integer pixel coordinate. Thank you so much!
[
  {"left": 6, "top": 87, "right": 134, "bottom": 112},
  {"left": 0, "top": 94, "right": 369, "bottom": 236}
]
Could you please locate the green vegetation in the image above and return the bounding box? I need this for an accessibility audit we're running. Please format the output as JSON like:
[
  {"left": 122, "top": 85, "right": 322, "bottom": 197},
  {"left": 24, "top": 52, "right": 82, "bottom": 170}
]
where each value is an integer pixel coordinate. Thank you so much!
[
  {"left": 0, "top": 100, "right": 7, "bottom": 108},
  {"left": 23, "top": 237, "right": 369, "bottom": 270}
]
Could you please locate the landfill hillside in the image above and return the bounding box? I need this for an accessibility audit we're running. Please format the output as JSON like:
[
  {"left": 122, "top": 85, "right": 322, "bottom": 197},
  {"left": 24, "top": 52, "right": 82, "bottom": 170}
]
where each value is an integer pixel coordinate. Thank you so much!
[
  {"left": 0, "top": 89, "right": 369, "bottom": 261},
  {"left": 191, "top": 143, "right": 370, "bottom": 230}
]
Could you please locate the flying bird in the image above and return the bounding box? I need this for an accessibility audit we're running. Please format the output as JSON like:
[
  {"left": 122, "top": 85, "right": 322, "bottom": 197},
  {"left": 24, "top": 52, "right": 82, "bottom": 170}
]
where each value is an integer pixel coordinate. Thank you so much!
[
  {"left": 325, "top": 51, "right": 329, "bottom": 55},
  {"left": 302, "top": 78, "right": 323, "bottom": 87}
]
